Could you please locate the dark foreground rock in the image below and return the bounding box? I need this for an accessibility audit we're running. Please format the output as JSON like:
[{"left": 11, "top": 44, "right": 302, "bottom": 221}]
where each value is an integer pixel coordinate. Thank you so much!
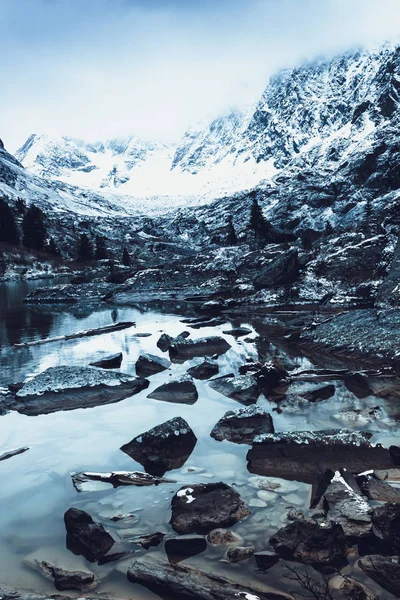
[
  {"left": 247, "top": 430, "right": 396, "bottom": 483},
  {"left": 170, "top": 482, "right": 249, "bottom": 534},
  {"left": 0, "top": 447, "right": 29, "bottom": 461},
  {"left": 358, "top": 555, "right": 400, "bottom": 597},
  {"left": 64, "top": 508, "right": 115, "bottom": 563},
  {"left": 253, "top": 249, "right": 299, "bottom": 290},
  {"left": 0, "top": 587, "right": 122, "bottom": 600},
  {"left": 135, "top": 353, "right": 171, "bottom": 376},
  {"left": 372, "top": 503, "right": 400, "bottom": 554},
  {"left": 209, "top": 375, "right": 259, "bottom": 405},
  {"left": 222, "top": 327, "right": 252, "bottom": 337},
  {"left": 187, "top": 360, "right": 219, "bottom": 380},
  {"left": 72, "top": 470, "right": 175, "bottom": 492},
  {"left": 210, "top": 405, "right": 274, "bottom": 444},
  {"left": 157, "top": 331, "right": 190, "bottom": 352},
  {"left": 165, "top": 535, "right": 207, "bottom": 563},
  {"left": 136, "top": 531, "right": 165, "bottom": 549},
  {"left": 254, "top": 551, "right": 280, "bottom": 571},
  {"left": 89, "top": 352, "right": 123, "bottom": 369},
  {"left": 299, "top": 384, "right": 335, "bottom": 402},
  {"left": 169, "top": 336, "right": 231, "bottom": 360},
  {"left": 7, "top": 366, "right": 149, "bottom": 416},
  {"left": 357, "top": 472, "right": 400, "bottom": 502},
  {"left": 147, "top": 375, "right": 198, "bottom": 404},
  {"left": 120, "top": 417, "right": 197, "bottom": 476},
  {"left": 270, "top": 519, "right": 346, "bottom": 565},
  {"left": 127, "top": 556, "right": 293, "bottom": 600},
  {"left": 24, "top": 559, "right": 98, "bottom": 592}
]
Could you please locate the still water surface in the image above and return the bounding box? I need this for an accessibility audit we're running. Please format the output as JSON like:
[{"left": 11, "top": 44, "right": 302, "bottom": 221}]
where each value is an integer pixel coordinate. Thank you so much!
[{"left": 0, "top": 280, "right": 397, "bottom": 598}]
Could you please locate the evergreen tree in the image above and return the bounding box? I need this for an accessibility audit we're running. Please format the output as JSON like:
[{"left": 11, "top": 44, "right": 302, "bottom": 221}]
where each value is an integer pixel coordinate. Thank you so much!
[
  {"left": 226, "top": 216, "right": 237, "bottom": 245},
  {"left": 0, "top": 197, "right": 20, "bottom": 245},
  {"left": 249, "top": 196, "right": 270, "bottom": 242},
  {"left": 16, "top": 198, "right": 26, "bottom": 214},
  {"left": 47, "top": 237, "right": 61, "bottom": 257},
  {"left": 94, "top": 234, "right": 108, "bottom": 260},
  {"left": 122, "top": 247, "right": 131, "bottom": 266},
  {"left": 22, "top": 204, "right": 47, "bottom": 251},
  {"left": 324, "top": 221, "right": 334, "bottom": 236},
  {"left": 77, "top": 233, "right": 94, "bottom": 261}
]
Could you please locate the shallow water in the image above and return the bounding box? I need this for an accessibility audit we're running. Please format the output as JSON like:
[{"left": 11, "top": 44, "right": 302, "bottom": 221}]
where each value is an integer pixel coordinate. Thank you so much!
[{"left": 0, "top": 280, "right": 397, "bottom": 598}]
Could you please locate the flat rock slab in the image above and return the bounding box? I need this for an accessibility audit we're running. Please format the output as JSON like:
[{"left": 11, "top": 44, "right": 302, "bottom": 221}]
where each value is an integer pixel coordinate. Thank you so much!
[
  {"left": 187, "top": 360, "right": 219, "bottom": 380},
  {"left": 0, "top": 587, "right": 124, "bottom": 600},
  {"left": 89, "top": 353, "right": 123, "bottom": 369},
  {"left": 357, "top": 472, "right": 400, "bottom": 502},
  {"left": 211, "top": 405, "right": 274, "bottom": 444},
  {"left": 64, "top": 508, "right": 115, "bottom": 563},
  {"left": 270, "top": 519, "right": 346, "bottom": 566},
  {"left": 24, "top": 559, "right": 98, "bottom": 592},
  {"left": 170, "top": 482, "right": 250, "bottom": 534},
  {"left": 9, "top": 370, "right": 149, "bottom": 415},
  {"left": 209, "top": 375, "right": 259, "bottom": 405},
  {"left": 247, "top": 430, "right": 396, "bottom": 483},
  {"left": 72, "top": 471, "right": 175, "bottom": 492},
  {"left": 135, "top": 354, "right": 171, "bottom": 377},
  {"left": 0, "top": 447, "right": 29, "bottom": 461},
  {"left": 127, "top": 556, "right": 293, "bottom": 600},
  {"left": 169, "top": 336, "right": 231, "bottom": 360},
  {"left": 24, "top": 282, "right": 116, "bottom": 304},
  {"left": 165, "top": 535, "right": 207, "bottom": 563},
  {"left": 222, "top": 327, "right": 252, "bottom": 337},
  {"left": 147, "top": 374, "right": 198, "bottom": 404},
  {"left": 358, "top": 555, "right": 400, "bottom": 597},
  {"left": 120, "top": 416, "right": 197, "bottom": 476}
]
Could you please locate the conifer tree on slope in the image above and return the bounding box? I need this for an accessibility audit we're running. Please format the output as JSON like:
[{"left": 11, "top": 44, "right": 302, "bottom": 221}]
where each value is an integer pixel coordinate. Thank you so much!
[
  {"left": 0, "top": 197, "right": 20, "bottom": 245},
  {"left": 77, "top": 233, "right": 94, "bottom": 261},
  {"left": 22, "top": 204, "right": 47, "bottom": 251}
]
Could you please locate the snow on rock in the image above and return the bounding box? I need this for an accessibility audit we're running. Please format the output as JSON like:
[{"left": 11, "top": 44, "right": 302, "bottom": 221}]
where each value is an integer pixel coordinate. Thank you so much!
[{"left": 16, "top": 366, "right": 133, "bottom": 397}]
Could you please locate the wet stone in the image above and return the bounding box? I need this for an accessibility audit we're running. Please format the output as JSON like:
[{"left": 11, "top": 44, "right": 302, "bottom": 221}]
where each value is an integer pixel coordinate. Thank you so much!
[
  {"left": 147, "top": 374, "right": 198, "bottom": 404},
  {"left": 226, "top": 545, "right": 254, "bottom": 563},
  {"left": 254, "top": 551, "right": 280, "bottom": 571},
  {"left": 135, "top": 353, "right": 171, "bottom": 377},
  {"left": 209, "top": 375, "right": 259, "bottom": 405},
  {"left": 64, "top": 508, "right": 115, "bottom": 563},
  {"left": 165, "top": 535, "right": 207, "bottom": 563},
  {"left": 206, "top": 529, "right": 244, "bottom": 546},
  {"left": 299, "top": 384, "right": 335, "bottom": 402},
  {"left": 187, "top": 360, "right": 219, "bottom": 380},
  {"left": 210, "top": 404, "right": 274, "bottom": 444}
]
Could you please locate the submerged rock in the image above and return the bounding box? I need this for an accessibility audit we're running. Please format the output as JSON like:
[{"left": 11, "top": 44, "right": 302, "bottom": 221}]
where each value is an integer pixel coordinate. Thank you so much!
[
  {"left": 127, "top": 555, "right": 291, "bottom": 600},
  {"left": 299, "top": 384, "right": 335, "bottom": 402},
  {"left": 247, "top": 430, "right": 395, "bottom": 482},
  {"left": 358, "top": 555, "right": 400, "bottom": 597},
  {"left": 24, "top": 559, "right": 98, "bottom": 592},
  {"left": 8, "top": 366, "right": 149, "bottom": 415},
  {"left": 270, "top": 519, "right": 346, "bottom": 565},
  {"left": 147, "top": 374, "right": 198, "bottom": 404},
  {"left": 120, "top": 416, "right": 197, "bottom": 476},
  {"left": 170, "top": 482, "right": 250, "bottom": 534},
  {"left": 135, "top": 353, "right": 171, "bottom": 376},
  {"left": 210, "top": 405, "right": 274, "bottom": 444},
  {"left": 206, "top": 529, "right": 244, "bottom": 546},
  {"left": 254, "top": 551, "right": 280, "bottom": 571},
  {"left": 165, "top": 535, "right": 207, "bottom": 563},
  {"left": 64, "top": 508, "right": 115, "bottom": 563},
  {"left": 136, "top": 532, "right": 165, "bottom": 549},
  {"left": 89, "top": 352, "right": 123, "bottom": 369},
  {"left": 72, "top": 470, "right": 174, "bottom": 492},
  {"left": 226, "top": 545, "right": 254, "bottom": 563},
  {"left": 187, "top": 360, "right": 219, "bottom": 380},
  {"left": 168, "top": 336, "right": 231, "bottom": 360},
  {"left": 209, "top": 375, "right": 259, "bottom": 405}
]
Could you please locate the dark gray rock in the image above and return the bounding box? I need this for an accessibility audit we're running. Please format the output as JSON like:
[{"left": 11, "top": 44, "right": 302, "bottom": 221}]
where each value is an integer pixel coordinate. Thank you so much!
[
  {"left": 24, "top": 283, "right": 116, "bottom": 304},
  {"left": 270, "top": 519, "right": 346, "bottom": 565},
  {"left": 169, "top": 336, "right": 231, "bottom": 360},
  {"left": 300, "top": 384, "right": 335, "bottom": 402},
  {"left": 90, "top": 352, "right": 123, "bottom": 369},
  {"left": 165, "top": 535, "right": 207, "bottom": 563},
  {"left": 209, "top": 375, "right": 259, "bottom": 405},
  {"left": 72, "top": 471, "right": 174, "bottom": 492},
  {"left": 372, "top": 503, "right": 400, "bottom": 554},
  {"left": 170, "top": 482, "right": 250, "bottom": 534},
  {"left": 120, "top": 416, "right": 197, "bottom": 476},
  {"left": 210, "top": 404, "right": 274, "bottom": 444},
  {"left": 135, "top": 353, "right": 171, "bottom": 376},
  {"left": 254, "top": 551, "right": 280, "bottom": 571},
  {"left": 64, "top": 508, "right": 115, "bottom": 563},
  {"left": 24, "top": 559, "right": 98, "bottom": 592},
  {"left": 0, "top": 447, "right": 29, "bottom": 461},
  {"left": 187, "top": 360, "right": 219, "bottom": 380},
  {"left": 222, "top": 327, "right": 252, "bottom": 337},
  {"left": 147, "top": 375, "right": 198, "bottom": 404},
  {"left": 357, "top": 472, "right": 400, "bottom": 502},
  {"left": 127, "top": 556, "right": 291, "bottom": 600},
  {"left": 226, "top": 545, "right": 254, "bottom": 563},
  {"left": 206, "top": 529, "right": 243, "bottom": 546},
  {"left": 358, "top": 555, "right": 400, "bottom": 597},
  {"left": 136, "top": 532, "right": 165, "bottom": 549},
  {"left": 157, "top": 333, "right": 174, "bottom": 351},
  {"left": 253, "top": 249, "right": 299, "bottom": 290},
  {"left": 247, "top": 430, "right": 395, "bottom": 483}
]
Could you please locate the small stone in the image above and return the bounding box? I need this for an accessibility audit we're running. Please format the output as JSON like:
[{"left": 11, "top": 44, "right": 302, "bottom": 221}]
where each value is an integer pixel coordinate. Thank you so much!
[
  {"left": 207, "top": 529, "right": 244, "bottom": 546},
  {"left": 226, "top": 545, "right": 254, "bottom": 563}
]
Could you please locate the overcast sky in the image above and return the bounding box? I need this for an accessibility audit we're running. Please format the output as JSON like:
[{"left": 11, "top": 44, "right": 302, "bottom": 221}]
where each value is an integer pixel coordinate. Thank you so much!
[{"left": 1, "top": 0, "right": 400, "bottom": 152}]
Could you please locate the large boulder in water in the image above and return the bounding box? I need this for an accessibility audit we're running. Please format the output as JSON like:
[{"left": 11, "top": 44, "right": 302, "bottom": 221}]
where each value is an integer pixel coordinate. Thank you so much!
[
  {"left": 169, "top": 336, "right": 231, "bottom": 360},
  {"left": 120, "top": 416, "right": 197, "bottom": 476},
  {"left": 64, "top": 508, "right": 115, "bottom": 563},
  {"left": 209, "top": 375, "right": 259, "bottom": 405},
  {"left": 253, "top": 249, "right": 299, "bottom": 290},
  {"left": 90, "top": 352, "right": 123, "bottom": 369},
  {"left": 135, "top": 354, "right": 171, "bottom": 376},
  {"left": 270, "top": 519, "right": 346, "bottom": 565},
  {"left": 187, "top": 360, "right": 219, "bottom": 380},
  {"left": 24, "top": 559, "right": 98, "bottom": 592},
  {"left": 170, "top": 482, "right": 250, "bottom": 534},
  {"left": 147, "top": 374, "right": 198, "bottom": 404},
  {"left": 210, "top": 404, "right": 274, "bottom": 444},
  {"left": 358, "top": 555, "right": 400, "bottom": 597}
]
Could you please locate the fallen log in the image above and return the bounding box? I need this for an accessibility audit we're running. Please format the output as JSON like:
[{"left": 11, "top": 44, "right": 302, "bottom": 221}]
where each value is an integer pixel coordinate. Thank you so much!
[
  {"left": 72, "top": 470, "right": 176, "bottom": 492},
  {"left": 127, "top": 556, "right": 294, "bottom": 600},
  {"left": 13, "top": 321, "right": 135, "bottom": 349},
  {"left": 0, "top": 447, "right": 29, "bottom": 461},
  {"left": 289, "top": 367, "right": 396, "bottom": 382}
]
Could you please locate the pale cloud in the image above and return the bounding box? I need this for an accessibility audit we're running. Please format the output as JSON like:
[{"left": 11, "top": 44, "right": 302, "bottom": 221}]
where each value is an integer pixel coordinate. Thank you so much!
[{"left": 1, "top": 0, "right": 400, "bottom": 152}]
